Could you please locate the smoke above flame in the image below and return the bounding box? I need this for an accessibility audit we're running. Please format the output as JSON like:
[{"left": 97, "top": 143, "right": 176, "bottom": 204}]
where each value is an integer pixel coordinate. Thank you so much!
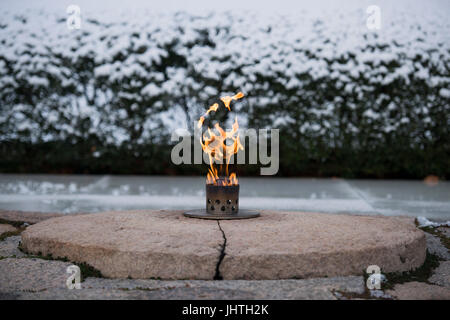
[{"left": 198, "top": 92, "right": 244, "bottom": 186}]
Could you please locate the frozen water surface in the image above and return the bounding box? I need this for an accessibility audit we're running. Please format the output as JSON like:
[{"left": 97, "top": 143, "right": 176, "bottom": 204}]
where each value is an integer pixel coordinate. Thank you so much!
[{"left": 0, "top": 174, "right": 448, "bottom": 220}]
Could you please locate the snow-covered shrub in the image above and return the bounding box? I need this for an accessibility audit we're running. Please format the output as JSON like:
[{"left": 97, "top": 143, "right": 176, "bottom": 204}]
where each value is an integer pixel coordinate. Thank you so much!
[{"left": 0, "top": 7, "right": 448, "bottom": 177}]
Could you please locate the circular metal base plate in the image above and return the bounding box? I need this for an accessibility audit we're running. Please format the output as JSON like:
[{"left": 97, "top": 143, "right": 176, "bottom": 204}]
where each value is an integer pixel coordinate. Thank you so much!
[{"left": 183, "top": 209, "right": 260, "bottom": 220}]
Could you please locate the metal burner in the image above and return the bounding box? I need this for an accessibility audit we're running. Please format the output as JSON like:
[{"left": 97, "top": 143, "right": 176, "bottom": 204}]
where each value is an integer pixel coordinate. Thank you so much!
[
  {"left": 206, "top": 183, "right": 239, "bottom": 214},
  {"left": 184, "top": 181, "right": 260, "bottom": 220}
]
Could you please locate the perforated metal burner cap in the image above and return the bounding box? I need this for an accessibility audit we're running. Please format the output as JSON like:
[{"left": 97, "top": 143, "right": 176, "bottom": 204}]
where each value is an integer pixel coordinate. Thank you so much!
[
  {"left": 184, "top": 181, "right": 260, "bottom": 219},
  {"left": 205, "top": 183, "right": 239, "bottom": 214}
]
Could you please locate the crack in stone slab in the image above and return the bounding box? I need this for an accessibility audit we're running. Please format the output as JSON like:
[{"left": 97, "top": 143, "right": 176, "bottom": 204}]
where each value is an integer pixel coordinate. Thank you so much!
[
  {"left": 214, "top": 221, "right": 227, "bottom": 280},
  {"left": 20, "top": 210, "right": 426, "bottom": 280}
]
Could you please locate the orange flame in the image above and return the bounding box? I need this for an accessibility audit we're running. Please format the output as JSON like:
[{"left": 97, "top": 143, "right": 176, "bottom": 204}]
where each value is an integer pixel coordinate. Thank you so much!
[
  {"left": 207, "top": 167, "right": 219, "bottom": 185},
  {"left": 197, "top": 103, "right": 219, "bottom": 129},
  {"left": 220, "top": 92, "right": 244, "bottom": 111},
  {"left": 199, "top": 92, "right": 244, "bottom": 186}
]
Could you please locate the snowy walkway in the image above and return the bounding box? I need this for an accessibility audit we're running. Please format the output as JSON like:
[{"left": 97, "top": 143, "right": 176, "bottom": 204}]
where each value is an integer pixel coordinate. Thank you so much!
[{"left": 0, "top": 174, "right": 448, "bottom": 220}]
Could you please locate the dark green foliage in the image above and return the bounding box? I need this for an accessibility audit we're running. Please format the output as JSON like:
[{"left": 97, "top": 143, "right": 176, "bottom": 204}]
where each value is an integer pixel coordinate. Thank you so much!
[{"left": 0, "top": 14, "right": 449, "bottom": 179}]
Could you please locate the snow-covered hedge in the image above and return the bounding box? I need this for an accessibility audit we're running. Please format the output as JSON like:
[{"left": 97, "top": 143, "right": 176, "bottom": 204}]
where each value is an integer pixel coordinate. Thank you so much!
[{"left": 0, "top": 7, "right": 449, "bottom": 177}]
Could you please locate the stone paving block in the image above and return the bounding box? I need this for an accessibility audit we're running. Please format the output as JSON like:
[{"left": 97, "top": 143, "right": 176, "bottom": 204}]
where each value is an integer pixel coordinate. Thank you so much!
[
  {"left": 387, "top": 281, "right": 450, "bottom": 300},
  {"left": 21, "top": 210, "right": 426, "bottom": 280},
  {"left": 429, "top": 261, "right": 450, "bottom": 288}
]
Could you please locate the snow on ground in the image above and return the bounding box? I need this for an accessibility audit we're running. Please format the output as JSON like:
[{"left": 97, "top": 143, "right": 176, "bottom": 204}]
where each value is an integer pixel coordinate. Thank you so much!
[
  {"left": 0, "top": 175, "right": 449, "bottom": 219},
  {"left": 417, "top": 216, "right": 450, "bottom": 227}
]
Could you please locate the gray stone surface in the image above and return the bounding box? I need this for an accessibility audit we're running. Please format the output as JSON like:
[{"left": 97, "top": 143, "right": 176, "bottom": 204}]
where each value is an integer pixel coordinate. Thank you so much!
[
  {"left": 21, "top": 210, "right": 223, "bottom": 279},
  {"left": 0, "top": 255, "right": 364, "bottom": 299},
  {"left": 219, "top": 211, "right": 426, "bottom": 279},
  {"left": 0, "top": 258, "right": 72, "bottom": 292},
  {"left": 369, "top": 290, "right": 393, "bottom": 299},
  {"left": 21, "top": 210, "right": 426, "bottom": 280},
  {"left": 438, "top": 227, "right": 450, "bottom": 238},
  {"left": 429, "top": 261, "right": 450, "bottom": 288},
  {"left": 387, "top": 281, "right": 450, "bottom": 300},
  {"left": 11, "top": 287, "right": 259, "bottom": 300},
  {"left": 0, "top": 221, "right": 444, "bottom": 300},
  {"left": 0, "top": 210, "right": 63, "bottom": 224},
  {"left": 0, "top": 223, "right": 17, "bottom": 235},
  {"left": 82, "top": 276, "right": 364, "bottom": 300},
  {"left": 0, "top": 232, "right": 367, "bottom": 300},
  {"left": 0, "top": 236, "right": 27, "bottom": 258},
  {"left": 425, "top": 233, "right": 450, "bottom": 260}
]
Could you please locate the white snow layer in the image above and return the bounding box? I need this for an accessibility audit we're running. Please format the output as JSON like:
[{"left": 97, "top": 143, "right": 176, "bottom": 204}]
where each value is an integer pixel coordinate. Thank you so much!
[
  {"left": 0, "top": 3, "right": 449, "bottom": 145},
  {"left": 417, "top": 216, "right": 450, "bottom": 227}
]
